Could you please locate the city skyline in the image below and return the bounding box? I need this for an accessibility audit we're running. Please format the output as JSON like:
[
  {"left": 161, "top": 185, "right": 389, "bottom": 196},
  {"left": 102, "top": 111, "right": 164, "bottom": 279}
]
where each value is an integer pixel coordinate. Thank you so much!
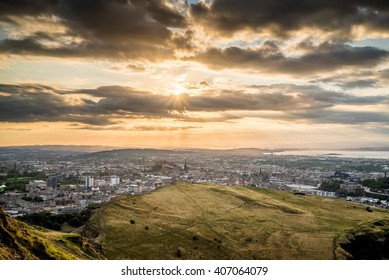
[{"left": 1, "top": 0, "right": 389, "bottom": 149}]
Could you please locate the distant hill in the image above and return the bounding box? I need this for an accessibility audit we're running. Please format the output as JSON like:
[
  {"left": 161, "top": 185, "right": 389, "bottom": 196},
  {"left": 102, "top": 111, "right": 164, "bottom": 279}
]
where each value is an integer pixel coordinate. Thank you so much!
[
  {"left": 83, "top": 182, "right": 389, "bottom": 260},
  {"left": 0, "top": 145, "right": 118, "bottom": 161},
  {"left": 0, "top": 145, "right": 116, "bottom": 153},
  {"left": 73, "top": 147, "right": 282, "bottom": 162},
  {"left": 0, "top": 208, "right": 104, "bottom": 260}
]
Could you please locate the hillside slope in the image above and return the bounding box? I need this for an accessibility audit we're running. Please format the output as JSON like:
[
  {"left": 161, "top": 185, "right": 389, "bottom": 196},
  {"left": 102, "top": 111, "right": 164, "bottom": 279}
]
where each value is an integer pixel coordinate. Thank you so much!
[
  {"left": 0, "top": 208, "right": 104, "bottom": 260},
  {"left": 83, "top": 182, "right": 389, "bottom": 260}
]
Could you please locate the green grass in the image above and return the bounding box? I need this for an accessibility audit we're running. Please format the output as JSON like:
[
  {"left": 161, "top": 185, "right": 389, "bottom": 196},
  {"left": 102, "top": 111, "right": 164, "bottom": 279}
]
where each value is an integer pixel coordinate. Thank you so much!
[
  {"left": 85, "top": 182, "right": 389, "bottom": 260},
  {"left": 2, "top": 177, "right": 33, "bottom": 181}
]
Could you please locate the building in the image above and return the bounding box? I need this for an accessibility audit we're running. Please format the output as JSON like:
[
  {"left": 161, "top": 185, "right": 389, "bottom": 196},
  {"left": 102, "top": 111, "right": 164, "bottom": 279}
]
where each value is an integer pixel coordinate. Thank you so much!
[
  {"left": 110, "top": 175, "right": 120, "bottom": 186},
  {"left": 95, "top": 179, "right": 107, "bottom": 187},
  {"left": 85, "top": 176, "right": 95, "bottom": 188},
  {"left": 27, "top": 180, "right": 47, "bottom": 191},
  {"left": 47, "top": 176, "right": 59, "bottom": 188}
]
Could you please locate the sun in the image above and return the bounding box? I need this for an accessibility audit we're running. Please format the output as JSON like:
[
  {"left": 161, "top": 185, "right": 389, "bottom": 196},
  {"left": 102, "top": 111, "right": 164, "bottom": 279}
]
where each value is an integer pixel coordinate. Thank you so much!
[
  {"left": 168, "top": 74, "right": 188, "bottom": 96},
  {"left": 170, "top": 83, "right": 187, "bottom": 96}
]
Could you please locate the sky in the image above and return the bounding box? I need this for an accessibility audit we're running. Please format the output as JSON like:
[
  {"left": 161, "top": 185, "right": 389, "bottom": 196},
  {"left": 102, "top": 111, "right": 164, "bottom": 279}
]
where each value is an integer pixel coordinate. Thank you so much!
[{"left": 0, "top": 0, "right": 389, "bottom": 149}]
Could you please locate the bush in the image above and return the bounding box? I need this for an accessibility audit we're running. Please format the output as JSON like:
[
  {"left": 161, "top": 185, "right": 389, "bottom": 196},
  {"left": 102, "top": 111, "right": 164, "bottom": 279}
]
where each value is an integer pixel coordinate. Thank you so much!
[{"left": 68, "top": 217, "right": 83, "bottom": 227}]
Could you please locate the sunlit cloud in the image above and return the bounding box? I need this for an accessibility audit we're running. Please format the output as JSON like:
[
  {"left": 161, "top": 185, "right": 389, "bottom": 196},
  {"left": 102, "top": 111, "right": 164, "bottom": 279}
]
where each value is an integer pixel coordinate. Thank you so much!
[{"left": 1, "top": 0, "right": 389, "bottom": 148}]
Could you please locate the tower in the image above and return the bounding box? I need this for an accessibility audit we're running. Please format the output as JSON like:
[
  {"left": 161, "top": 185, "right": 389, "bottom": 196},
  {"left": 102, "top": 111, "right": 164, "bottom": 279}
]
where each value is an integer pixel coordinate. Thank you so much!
[{"left": 85, "top": 176, "right": 94, "bottom": 188}]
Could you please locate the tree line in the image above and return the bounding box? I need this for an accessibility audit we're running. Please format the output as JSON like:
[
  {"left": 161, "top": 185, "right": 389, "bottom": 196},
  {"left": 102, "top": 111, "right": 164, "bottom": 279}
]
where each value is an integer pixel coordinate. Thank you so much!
[{"left": 17, "top": 204, "right": 100, "bottom": 231}]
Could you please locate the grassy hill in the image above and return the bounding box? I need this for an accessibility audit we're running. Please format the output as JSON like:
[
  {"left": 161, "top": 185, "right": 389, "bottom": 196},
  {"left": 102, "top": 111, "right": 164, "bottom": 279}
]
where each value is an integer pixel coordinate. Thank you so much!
[
  {"left": 0, "top": 208, "right": 104, "bottom": 260},
  {"left": 83, "top": 182, "right": 389, "bottom": 260}
]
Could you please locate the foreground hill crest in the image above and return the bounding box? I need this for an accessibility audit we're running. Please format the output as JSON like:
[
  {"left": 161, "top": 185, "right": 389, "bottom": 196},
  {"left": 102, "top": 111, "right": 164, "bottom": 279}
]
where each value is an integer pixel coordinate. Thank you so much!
[{"left": 83, "top": 182, "right": 389, "bottom": 260}]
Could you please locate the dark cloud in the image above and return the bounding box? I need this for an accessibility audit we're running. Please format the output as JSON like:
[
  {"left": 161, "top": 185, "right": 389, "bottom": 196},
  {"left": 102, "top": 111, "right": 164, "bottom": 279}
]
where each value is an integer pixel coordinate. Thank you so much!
[
  {"left": 59, "top": 0, "right": 172, "bottom": 44},
  {"left": 72, "top": 86, "right": 157, "bottom": 99},
  {"left": 130, "top": 125, "right": 199, "bottom": 131},
  {"left": 1, "top": 0, "right": 388, "bottom": 68},
  {"left": 199, "top": 81, "right": 210, "bottom": 87},
  {"left": 0, "top": 0, "right": 57, "bottom": 17},
  {"left": 0, "top": 84, "right": 179, "bottom": 124},
  {"left": 1, "top": 83, "right": 389, "bottom": 126},
  {"left": 380, "top": 68, "right": 389, "bottom": 79},
  {"left": 0, "top": 83, "right": 59, "bottom": 94},
  {"left": 129, "top": 0, "right": 187, "bottom": 28},
  {"left": 180, "top": 91, "right": 298, "bottom": 112},
  {"left": 0, "top": 37, "right": 173, "bottom": 61},
  {"left": 310, "top": 67, "right": 389, "bottom": 88},
  {"left": 71, "top": 124, "right": 199, "bottom": 131},
  {"left": 189, "top": 0, "right": 389, "bottom": 37},
  {"left": 189, "top": 43, "right": 389, "bottom": 74},
  {"left": 187, "top": 80, "right": 211, "bottom": 90},
  {"left": 172, "top": 29, "right": 195, "bottom": 50},
  {"left": 251, "top": 84, "right": 389, "bottom": 106},
  {"left": 0, "top": 84, "right": 72, "bottom": 122},
  {"left": 0, "top": 38, "right": 81, "bottom": 57},
  {"left": 0, "top": 0, "right": 186, "bottom": 60},
  {"left": 75, "top": 86, "right": 294, "bottom": 116},
  {"left": 286, "top": 110, "right": 389, "bottom": 125},
  {"left": 0, "top": 127, "right": 31, "bottom": 131},
  {"left": 126, "top": 64, "right": 146, "bottom": 72},
  {"left": 337, "top": 79, "right": 377, "bottom": 89}
]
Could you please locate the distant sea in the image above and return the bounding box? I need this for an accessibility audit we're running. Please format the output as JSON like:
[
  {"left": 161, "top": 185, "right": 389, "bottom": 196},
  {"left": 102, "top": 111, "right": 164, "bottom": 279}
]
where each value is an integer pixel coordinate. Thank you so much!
[{"left": 273, "top": 150, "right": 389, "bottom": 159}]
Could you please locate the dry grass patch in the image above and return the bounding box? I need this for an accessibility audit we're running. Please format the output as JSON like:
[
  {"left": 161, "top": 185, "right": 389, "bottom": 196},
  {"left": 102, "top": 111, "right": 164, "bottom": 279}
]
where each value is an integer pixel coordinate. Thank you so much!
[{"left": 85, "top": 182, "right": 389, "bottom": 260}]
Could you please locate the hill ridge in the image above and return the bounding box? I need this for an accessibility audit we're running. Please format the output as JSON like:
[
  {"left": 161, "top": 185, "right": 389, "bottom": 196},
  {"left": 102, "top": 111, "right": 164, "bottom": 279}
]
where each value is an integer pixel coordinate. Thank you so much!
[{"left": 83, "top": 182, "right": 389, "bottom": 259}]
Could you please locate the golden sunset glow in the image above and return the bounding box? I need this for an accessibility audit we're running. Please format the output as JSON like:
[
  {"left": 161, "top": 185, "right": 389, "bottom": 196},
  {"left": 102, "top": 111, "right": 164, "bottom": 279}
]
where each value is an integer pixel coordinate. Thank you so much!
[{"left": 0, "top": 0, "right": 389, "bottom": 149}]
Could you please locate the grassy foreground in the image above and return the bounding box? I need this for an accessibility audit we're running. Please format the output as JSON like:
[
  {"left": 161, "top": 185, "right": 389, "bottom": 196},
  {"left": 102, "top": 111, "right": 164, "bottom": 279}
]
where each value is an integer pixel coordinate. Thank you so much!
[
  {"left": 0, "top": 208, "right": 104, "bottom": 260},
  {"left": 84, "top": 182, "right": 389, "bottom": 260}
]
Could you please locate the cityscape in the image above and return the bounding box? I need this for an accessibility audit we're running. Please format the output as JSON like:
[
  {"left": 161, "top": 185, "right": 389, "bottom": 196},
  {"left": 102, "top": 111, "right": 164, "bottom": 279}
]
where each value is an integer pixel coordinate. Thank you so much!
[{"left": 1, "top": 147, "right": 388, "bottom": 217}]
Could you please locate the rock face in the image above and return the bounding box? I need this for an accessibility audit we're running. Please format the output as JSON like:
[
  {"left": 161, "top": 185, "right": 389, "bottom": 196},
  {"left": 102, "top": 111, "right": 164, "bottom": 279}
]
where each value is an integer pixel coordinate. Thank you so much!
[{"left": 0, "top": 208, "right": 104, "bottom": 260}]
